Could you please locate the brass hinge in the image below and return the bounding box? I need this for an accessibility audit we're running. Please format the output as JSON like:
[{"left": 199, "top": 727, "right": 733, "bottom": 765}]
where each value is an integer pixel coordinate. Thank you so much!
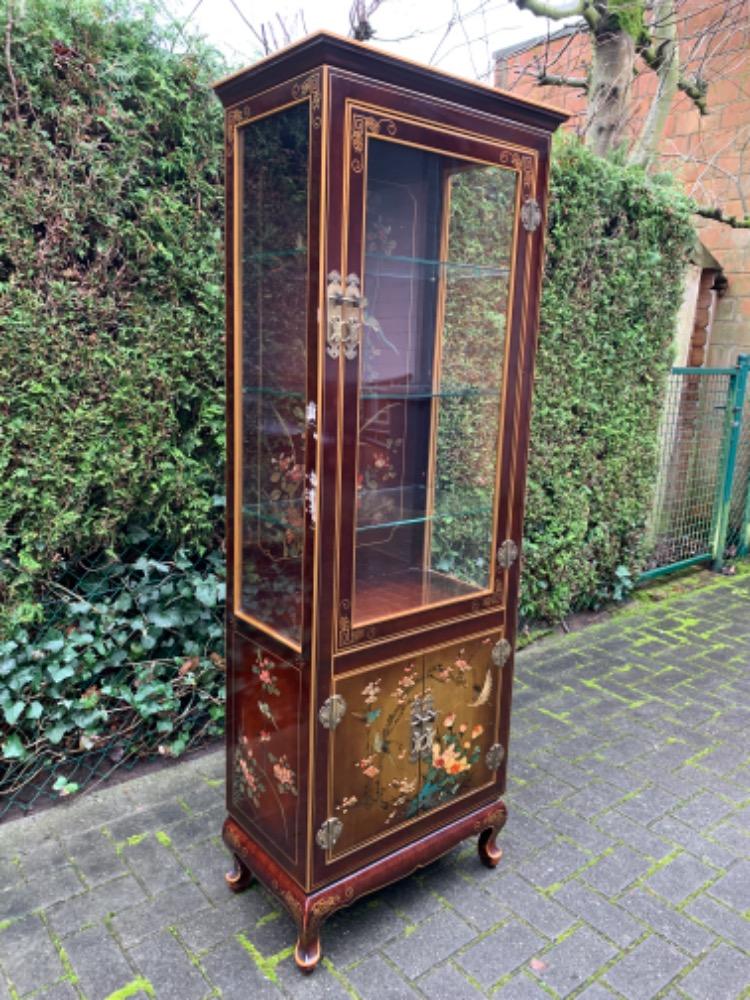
[
  {"left": 486, "top": 743, "right": 505, "bottom": 771},
  {"left": 409, "top": 693, "right": 436, "bottom": 763},
  {"left": 491, "top": 639, "right": 512, "bottom": 669},
  {"left": 315, "top": 817, "right": 343, "bottom": 851},
  {"left": 318, "top": 694, "right": 347, "bottom": 730},
  {"left": 497, "top": 539, "right": 519, "bottom": 570},
  {"left": 521, "top": 197, "right": 542, "bottom": 232},
  {"left": 326, "top": 271, "right": 364, "bottom": 360}
]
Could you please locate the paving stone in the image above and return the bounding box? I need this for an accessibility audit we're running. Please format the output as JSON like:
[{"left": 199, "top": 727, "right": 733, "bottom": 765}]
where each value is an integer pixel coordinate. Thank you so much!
[
  {"left": 615, "top": 785, "right": 682, "bottom": 826},
  {"left": 273, "top": 954, "right": 353, "bottom": 999},
  {"left": 604, "top": 934, "right": 689, "bottom": 1000},
  {"left": 0, "top": 914, "right": 65, "bottom": 996},
  {"left": 678, "top": 942, "right": 750, "bottom": 1000},
  {"left": 31, "top": 984, "right": 80, "bottom": 1000},
  {"left": 46, "top": 874, "right": 147, "bottom": 938},
  {"left": 645, "top": 852, "right": 717, "bottom": 903},
  {"left": 122, "top": 834, "right": 191, "bottom": 895},
  {"left": 383, "top": 909, "right": 475, "bottom": 980},
  {"left": 162, "top": 813, "right": 217, "bottom": 851},
  {"left": 491, "top": 873, "right": 576, "bottom": 939},
  {"left": 649, "top": 815, "right": 737, "bottom": 869},
  {"left": 457, "top": 920, "right": 544, "bottom": 989},
  {"left": 537, "top": 805, "right": 615, "bottom": 855},
  {"left": 619, "top": 888, "right": 715, "bottom": 954},
  {"left": 345, "top": 954, "right": 421, "bottom": 999},
  {"left": 129, "top": 929, "right": 210, "bottom": 1000},
  {"left": 518, "top": 839, "right": 590, "bottom": 889},
  {"left": 110, "top": 881, "right": 211, "bottom": 947},
  {"left": 706, "top": 859, "right": 750, "bottom": 911},
  {"left": 492, "top": 970, "right": 552, "bottom": 998},
  {"left": 532, "top": 923, "right": 617, "bottom": 998},
  {"left": 710, "top": 819, "right": 750, "bottom": 857},
  {"left": 565, "top": 783, "right": 628, "bottom": 819},
  {"left": 105, "top": 800, "right": 188, "bottom": 841},
  {"left": 324, "top": 898, "right": 410, "bottom": 966},
  {"left": 173, "top": 890, "right": 275, "bottom": 954},
  {"left": 583, "top": 845, "right": 649, "bottom": 896},
  {"left": 575, "top": 985, "right": 619, "bottom": 1000},
  {"left": 0, "top": 867, "right": 85, "bottom": 922},
  {"left": 554, "top": 881, "right": 643, "bottom": 948},
  {"left": 423, "top": 868, "right": 508, "bottom": 930},
  {"left": 199, "top": 937, "right": 282, "bottom": 999},
  {"left": 380, "top": 875, "right": 445, "bottom": 923},
  {"left": 65, "top": 924, "right": 134, "bottom": 1000},
  {"left": 593, "top": 810, "right": 673, "bottom": 861},
  {"left": 244, "top": 907, "right": 299, "bottom": 956},
  {"left": 416, "top": 962, "right": 486, "bottom": 999},
  {"left": 174, "top": 839, "right": 234, "bottom": 903},
  {"left": 670, "top": 791, "right": 736, "bottom": 831},
  {"left": 64, "top": 830, "right": 128, "bottom": 887},
  {"left": 685, "top": 893, "right": 750, "bottom": 952}
]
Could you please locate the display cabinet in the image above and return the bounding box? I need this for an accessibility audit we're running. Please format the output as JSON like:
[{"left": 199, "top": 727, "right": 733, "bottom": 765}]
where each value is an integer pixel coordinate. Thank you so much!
[{"left": 213, "top": 32, "right": 565, "bottom": 972}]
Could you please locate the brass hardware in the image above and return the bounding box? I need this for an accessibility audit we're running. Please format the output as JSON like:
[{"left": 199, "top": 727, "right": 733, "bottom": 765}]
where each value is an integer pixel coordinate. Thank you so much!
[
  {"left": 327, "top": 271, "right": 364, "bottom": 360},
  {"left": 497, "top": 539, "right": 519, "bottom": 570},
  {"left": 409, "top": 693, "right": 436, "bottom": 763},
  {"left": 318, "top": 694, "right": 347, "bottom": 730},
  {"left": 491, "top": 639, "right": 511, "bottom": 668},
  {"left": 486, "top": 743, "right": 505, "bottom": 771},
  {"left": 521, "top": 197, "right": 542, "bottom": 232},
  {"left": 316, "top": 817, "right": 343, "bottom": 851}
]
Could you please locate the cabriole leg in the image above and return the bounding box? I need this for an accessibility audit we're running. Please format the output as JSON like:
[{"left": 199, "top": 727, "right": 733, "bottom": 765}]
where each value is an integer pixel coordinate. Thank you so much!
[
  {"left": 294, "top": 911, "right": 322, "bottom": 973},
  {"left": 477, "top": 801, "right": 508, "bottom": 869},
  {"left": 225, "top": 853, "right": 253, "bottom": 892}
]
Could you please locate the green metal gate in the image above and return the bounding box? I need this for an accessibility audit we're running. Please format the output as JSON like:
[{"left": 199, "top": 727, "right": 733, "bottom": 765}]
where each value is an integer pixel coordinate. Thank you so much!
[{"left": 640, "top": 354, "right": 750, "bottom": 581}]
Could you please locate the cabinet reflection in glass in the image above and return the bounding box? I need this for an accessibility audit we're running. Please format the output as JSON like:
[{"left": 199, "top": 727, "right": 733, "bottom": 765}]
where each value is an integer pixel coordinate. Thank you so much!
[
  {"left": 354, "top": 139, "right": 517, "bottom": 625},
  {"left": 239, "top": 103, "right": 310, "bottom": 644}
]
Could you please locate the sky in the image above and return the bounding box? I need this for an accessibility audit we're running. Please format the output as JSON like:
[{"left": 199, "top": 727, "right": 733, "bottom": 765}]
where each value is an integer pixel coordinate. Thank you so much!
[{"left": 161, "top": 0, "right": 565, "bottom": 81}]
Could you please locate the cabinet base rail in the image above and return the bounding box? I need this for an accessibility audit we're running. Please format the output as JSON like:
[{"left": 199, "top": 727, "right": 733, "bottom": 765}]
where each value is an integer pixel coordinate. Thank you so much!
[{"left": 223, "top": 798, "right": 508, "bottom": 973}]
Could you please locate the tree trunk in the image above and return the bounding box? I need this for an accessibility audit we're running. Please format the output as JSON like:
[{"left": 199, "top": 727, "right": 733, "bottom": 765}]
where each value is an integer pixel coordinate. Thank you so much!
[{"left": 586, "top": 26, "right": 635, "bottom": 157}]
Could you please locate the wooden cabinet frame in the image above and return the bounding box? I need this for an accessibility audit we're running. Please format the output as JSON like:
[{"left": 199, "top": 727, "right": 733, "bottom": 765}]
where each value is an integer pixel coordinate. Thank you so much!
[{"left": 214, "top": 31, "right": 565, "bottom": 973}]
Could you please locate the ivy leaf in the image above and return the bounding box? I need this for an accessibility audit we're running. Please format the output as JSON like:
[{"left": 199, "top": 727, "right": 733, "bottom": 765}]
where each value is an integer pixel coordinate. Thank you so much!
[
  {"left": 195, "top": 580, "right": 219, "bottom": 607},
  {"left": 2, "top": 701, "right": 26, "bottom": 726},
  {"left": 2, "top": 734, "right": 28, "bottom": 760},
  {"left": 48, "top": 663, "right": 76, "bottom": 684}
]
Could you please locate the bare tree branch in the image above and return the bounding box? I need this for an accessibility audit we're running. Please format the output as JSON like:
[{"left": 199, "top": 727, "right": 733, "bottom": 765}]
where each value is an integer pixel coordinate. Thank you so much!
[
  {"left": 638, "top": 38, "right": 708, "bottom": 115},
  {"left": 514, "top": 0, "right": 585, "bottom": 18},
  {"left": 537, "top": 71, "right": 588, "bottom": 87},
  {"left": 631, "top": 0, "right": 680, "bottom": 166},
  {"left": 695, "top": 205, "right": 750, "bottom": 228}
]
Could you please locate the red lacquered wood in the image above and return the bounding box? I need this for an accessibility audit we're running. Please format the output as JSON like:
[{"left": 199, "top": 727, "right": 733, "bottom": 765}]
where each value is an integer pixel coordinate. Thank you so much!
[
  {"left": 223, "top": 797, "right": 507, "bottom": 970},
  {"left": 217, "top": 29, "right": 564, "bottom": 975}
]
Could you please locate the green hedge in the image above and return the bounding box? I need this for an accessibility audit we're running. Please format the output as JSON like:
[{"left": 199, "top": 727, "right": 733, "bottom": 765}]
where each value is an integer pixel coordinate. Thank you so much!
[
  {"left": 523, "top": 139, "right": 695, "bottom": 621},
  {"left": 0, "top": 3, "right": 694, "bottom": 629},
  {"left": 0, "top": 0, "right": 226, "bottom": 629}
]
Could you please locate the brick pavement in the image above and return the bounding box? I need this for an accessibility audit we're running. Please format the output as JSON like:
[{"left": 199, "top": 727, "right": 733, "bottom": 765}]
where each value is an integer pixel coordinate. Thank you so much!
[{"left": 1, "top": 569, "right": 749, "bottom": 999}]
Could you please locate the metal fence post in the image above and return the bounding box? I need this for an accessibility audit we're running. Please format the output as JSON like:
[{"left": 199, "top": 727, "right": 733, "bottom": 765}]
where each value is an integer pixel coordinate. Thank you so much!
[
  {"left": 738, "top": 355, "right": 750, "bottom": 558},
  {"left": 710, "top": 354, "right": 749, "bottom": 570}
]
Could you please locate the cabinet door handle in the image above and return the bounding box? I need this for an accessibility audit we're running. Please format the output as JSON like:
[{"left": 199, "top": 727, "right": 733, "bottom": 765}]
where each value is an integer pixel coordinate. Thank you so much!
[{"left": 326, "top": 271, "right": 363, "bottom": 360}]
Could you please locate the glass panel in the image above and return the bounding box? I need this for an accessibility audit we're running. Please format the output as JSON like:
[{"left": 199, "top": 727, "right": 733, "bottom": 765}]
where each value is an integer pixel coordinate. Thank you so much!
[
  {"left": 238, "top": 103, "right": 309, "bottom": 644},
  {"left": 353, "top": 139, "right": 517, "bottom": 625}
]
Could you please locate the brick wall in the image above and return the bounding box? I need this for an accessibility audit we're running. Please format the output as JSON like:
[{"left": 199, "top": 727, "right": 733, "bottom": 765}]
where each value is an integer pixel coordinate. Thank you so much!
[{"left": 496, "top": 0, "right": 750, "bottom": 366}]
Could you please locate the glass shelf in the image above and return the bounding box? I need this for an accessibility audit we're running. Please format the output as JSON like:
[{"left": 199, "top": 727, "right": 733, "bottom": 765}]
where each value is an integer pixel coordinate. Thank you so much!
[
  {"left": 360, "top": 386, "right": 497, "bottom": 401},
  {"left": 243, "top": 386, "right": 306, "bottom": 399},
  {"left": 357, "top": 486, "right": 492, "bottom": 534},
  {"left": 245, "top": 248, "right": 306, "bottom": 262},
  {"left": 366, "top": 251, "right": 510, "bottom": 279}
]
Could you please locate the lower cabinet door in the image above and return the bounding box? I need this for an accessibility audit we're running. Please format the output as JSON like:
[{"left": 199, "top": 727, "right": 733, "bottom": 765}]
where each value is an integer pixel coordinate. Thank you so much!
[
  {"left": 419, "top": 634, "right": 499, "bottom": 816},
  {"left": 330, "top": 656, "right": 422, "bottom": 857},
  {"left": 327, "top": 631, "right": 502, "bottom": 859}
]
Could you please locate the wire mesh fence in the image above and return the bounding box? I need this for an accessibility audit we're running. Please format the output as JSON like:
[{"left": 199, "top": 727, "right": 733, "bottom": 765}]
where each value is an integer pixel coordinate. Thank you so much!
[
  {"left": 0, "top": 532, "right": 226, "bottom": 822},
  {"left": 641, "top": 356, "right": 750, "bottom": 580}
]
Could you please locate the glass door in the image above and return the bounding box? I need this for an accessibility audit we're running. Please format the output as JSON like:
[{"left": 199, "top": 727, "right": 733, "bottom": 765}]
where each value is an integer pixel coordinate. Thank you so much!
[{"left": 337, "top": 106, "right": 529, "bottom": 647}]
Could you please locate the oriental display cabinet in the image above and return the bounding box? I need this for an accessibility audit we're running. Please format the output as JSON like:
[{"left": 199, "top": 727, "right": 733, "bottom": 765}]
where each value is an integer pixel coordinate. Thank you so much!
[{"left": 214, "top": 32, "right": 565, "bottom": 972}]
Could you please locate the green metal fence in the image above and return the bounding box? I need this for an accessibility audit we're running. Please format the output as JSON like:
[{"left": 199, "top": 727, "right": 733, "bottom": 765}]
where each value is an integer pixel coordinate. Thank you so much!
[{"left": 640, "top": 354, "right": 750, "bottom": 581}]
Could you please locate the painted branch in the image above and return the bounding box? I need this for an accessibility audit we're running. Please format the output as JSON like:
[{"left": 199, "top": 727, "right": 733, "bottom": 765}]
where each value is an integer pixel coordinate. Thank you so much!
[
  {"left": 695, "top": 206, "right": 750, "bottom": 229},
  {"left": 514, "top": 0, "right": 585, "bottom": 21},
  {"left": 537, "top": 71, "right": 588, "bottom": 89}
]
